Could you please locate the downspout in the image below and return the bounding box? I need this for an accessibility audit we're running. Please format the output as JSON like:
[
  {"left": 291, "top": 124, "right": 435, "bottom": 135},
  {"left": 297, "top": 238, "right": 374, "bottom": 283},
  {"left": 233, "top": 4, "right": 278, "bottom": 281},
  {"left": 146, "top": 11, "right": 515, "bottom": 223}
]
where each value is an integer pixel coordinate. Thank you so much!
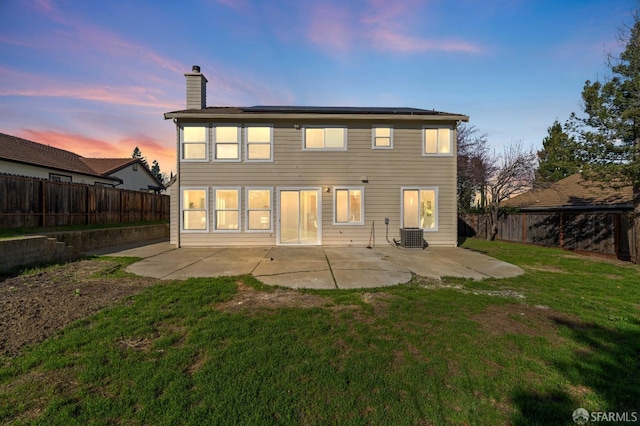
[{"left": 174, "top": 118, "right": 181, "bottom": 248}]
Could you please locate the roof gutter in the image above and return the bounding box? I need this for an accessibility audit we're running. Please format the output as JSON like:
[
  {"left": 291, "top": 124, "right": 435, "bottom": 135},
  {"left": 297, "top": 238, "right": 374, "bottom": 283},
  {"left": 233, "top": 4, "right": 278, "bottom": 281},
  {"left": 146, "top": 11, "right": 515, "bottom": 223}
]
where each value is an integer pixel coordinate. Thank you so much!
[{"left": 164, "top": 111, "right": 469, "bottom": 122}]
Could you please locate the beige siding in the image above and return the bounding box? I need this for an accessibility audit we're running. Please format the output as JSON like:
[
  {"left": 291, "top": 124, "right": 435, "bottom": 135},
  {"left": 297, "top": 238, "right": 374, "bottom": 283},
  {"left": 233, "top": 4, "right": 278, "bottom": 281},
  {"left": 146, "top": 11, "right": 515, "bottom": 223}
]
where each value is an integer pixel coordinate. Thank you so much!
[
  {"left": 177, "top": 119, "right": 458, "bottom": 247},
  {"left": 168, "top": 178, "right": 179, "bottom": 245}
]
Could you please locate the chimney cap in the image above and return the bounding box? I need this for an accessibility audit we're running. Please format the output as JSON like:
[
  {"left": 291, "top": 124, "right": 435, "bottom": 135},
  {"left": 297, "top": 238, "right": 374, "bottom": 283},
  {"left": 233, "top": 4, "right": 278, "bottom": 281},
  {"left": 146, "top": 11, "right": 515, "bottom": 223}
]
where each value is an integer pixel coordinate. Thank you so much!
[{"left": 192, "top": 65, "right": 201, "bottom": 73}]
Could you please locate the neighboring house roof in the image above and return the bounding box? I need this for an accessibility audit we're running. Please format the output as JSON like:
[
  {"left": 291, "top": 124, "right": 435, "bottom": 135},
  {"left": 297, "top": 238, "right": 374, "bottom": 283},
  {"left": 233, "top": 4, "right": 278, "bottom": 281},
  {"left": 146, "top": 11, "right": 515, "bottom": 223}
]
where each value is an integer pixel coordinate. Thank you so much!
[
  {"left": 0, "top": 132, "right": 116, "bottom": 181},
  {"left": 80, "top": 158, "right": 138, "bottom": 175},
  {"left": 81, "top": 158, "right": 165, "bottom": 190},
  {"left": 504, "top": 173, "right": 633, "bottom": 211},
  {"left": 165, "top": 105, "right": 469, "bottom": 121},
  {"left": 0, "top": 132, "right": 165, "bottom": 189}
]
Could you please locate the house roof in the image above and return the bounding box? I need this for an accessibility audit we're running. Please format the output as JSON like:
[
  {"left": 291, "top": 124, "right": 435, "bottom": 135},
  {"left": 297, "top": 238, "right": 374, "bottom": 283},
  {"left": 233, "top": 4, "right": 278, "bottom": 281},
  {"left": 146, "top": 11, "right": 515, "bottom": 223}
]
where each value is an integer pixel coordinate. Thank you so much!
[
  {"left": 165, "top": 105, "right": 469, "bottom": 122},
  {"left": 80, "top": 158, "right": 138, "bottom": 175},
  {"left": 503, "top": 173, "right": 633, "bottom": 211},
  {"left": 0, "top": 133, "right": 166, "bottom": 187},
  {"left": 0, "top": 132, "right": 115, "bottom": 180}
]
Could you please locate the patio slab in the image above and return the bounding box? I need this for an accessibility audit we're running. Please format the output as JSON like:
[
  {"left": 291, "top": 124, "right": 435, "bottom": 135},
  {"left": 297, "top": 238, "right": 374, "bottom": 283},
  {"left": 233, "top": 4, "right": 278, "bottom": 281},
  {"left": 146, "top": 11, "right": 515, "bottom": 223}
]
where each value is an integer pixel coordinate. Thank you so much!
[{"left": 94, "top": 242, "right": 524, "bottom": 289}]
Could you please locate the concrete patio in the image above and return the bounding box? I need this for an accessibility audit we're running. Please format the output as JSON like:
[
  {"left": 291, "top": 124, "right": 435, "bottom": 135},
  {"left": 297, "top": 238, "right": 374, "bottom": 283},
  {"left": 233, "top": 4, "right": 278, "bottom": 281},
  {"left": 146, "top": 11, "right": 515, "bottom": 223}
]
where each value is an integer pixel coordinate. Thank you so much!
[{"left": 92, "top": 242, "right": 524, "bottom": 289}]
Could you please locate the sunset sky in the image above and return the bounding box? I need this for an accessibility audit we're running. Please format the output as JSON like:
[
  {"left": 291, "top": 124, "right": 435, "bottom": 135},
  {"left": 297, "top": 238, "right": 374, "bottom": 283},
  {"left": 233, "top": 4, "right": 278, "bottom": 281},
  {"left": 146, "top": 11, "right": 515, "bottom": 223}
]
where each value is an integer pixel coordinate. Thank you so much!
[{"left": 0, "top": 0, "right": 636, "bottom": 176}]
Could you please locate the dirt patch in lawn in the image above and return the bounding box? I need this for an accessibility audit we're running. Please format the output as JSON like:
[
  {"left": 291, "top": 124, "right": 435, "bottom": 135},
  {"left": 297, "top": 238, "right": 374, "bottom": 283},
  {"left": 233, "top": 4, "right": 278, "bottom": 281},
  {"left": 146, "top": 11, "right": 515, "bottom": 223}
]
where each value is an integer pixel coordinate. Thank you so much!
[
  {"left": 472, "top": 303, "right": 575, "bottom": 340},
  {"left": 216, "top": 280, "right": 332, "bottom": 314},
  {"left": 0, "top": 259, "right": 158, "bottom": 357}
]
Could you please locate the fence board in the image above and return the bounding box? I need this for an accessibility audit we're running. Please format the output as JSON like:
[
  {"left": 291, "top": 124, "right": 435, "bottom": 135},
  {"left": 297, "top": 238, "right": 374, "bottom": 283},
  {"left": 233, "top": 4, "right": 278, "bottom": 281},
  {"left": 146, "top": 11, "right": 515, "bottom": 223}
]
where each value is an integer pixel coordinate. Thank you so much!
[
  {"left": 0, "top": 174, "right": 169, "bottom": 229},
  {"left": 460, "top": 211, "right": 636, "bottom": 261}
]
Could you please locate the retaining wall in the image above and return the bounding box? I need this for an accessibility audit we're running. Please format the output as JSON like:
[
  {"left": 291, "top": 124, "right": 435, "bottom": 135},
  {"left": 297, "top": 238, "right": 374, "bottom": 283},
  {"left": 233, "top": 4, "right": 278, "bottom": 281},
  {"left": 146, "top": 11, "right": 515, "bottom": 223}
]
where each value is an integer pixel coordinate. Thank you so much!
[{"left": 0, "top": 223, "right": 169, "bottom": 273}]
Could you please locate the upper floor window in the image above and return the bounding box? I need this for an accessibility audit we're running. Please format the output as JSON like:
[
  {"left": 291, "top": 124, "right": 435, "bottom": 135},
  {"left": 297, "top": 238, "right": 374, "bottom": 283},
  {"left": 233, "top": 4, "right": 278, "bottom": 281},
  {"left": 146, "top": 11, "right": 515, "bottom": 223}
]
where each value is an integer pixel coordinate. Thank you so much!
[
  {"left": 423, "top": 127, "right": 452, "bottom": 156},
  {"left": 334, "top": 187, "right": 364, "bottom": 225},
  {"left": 372, "top": 126, "right": 393, "bottom": 149},
  {"left": 246, "top": 126, "right": 273, "bottom": 161},
  {"left": 214, "top": 126, "right": 240, "bottom": 161},
  {"left": 181, "top": 125, "right": 208, "bottom": 161},
  {"left": 303, "top": 127, "right": 347, "bottom": 150}
]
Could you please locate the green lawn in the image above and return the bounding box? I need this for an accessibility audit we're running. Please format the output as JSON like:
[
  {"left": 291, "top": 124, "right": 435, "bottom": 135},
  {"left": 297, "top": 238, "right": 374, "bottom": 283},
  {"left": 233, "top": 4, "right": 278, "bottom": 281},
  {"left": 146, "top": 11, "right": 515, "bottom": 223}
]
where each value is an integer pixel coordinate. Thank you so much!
[{"left": 1, "top": 240, "right": 639, "bottom": 425}]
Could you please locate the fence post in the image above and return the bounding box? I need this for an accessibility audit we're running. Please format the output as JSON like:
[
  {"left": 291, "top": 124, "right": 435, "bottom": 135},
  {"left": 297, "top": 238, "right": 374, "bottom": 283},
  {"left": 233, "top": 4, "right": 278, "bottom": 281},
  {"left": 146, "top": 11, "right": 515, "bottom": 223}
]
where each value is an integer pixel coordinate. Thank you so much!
[
  {"left": 42, "top": 180, "right": 46, "bottom": 228},
  {"left": 559, "top": 213, "right": 564, "bottom": 249},
  {"left": 522, "top": 213, "right": 527, "bottom": 243},
  {"left": 85, "top": 185, "right": 89, "bottom": 225},
  {"left": 614, "top": 213, "right": 620, "bottom": 259}
]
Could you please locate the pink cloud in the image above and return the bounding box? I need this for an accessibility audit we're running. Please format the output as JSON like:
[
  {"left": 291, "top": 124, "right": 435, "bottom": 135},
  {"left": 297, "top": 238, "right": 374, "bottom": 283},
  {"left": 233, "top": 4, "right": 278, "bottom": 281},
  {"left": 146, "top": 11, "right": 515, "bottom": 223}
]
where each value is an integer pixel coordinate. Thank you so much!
[
  {"left": 306, "top": 3, "right": 353, "bottom": 52},
  {"left": 0, "top": 36, "right": 38, "bottom": 48},
  {"left": 369, "top": 28, "right": 484, "bottom": 53},
  {"left": 18, "top": 129, "right": 177, "bottom": 173},
  {"left": 24, "top": 0, "right": 184, "bottom": 76},
  {"left": 216, "top": 0, "right": 251, "bottom": 12},
  {"left": 361, "top": 0, "right": 419, "bottom": 25},
  {"left": 0, "top": 66, "right": 178, "bottom": 109},
  {"left": 19, "top": 130, "right": 117, "bottom": 158},
  {"left": 304, "top": 0, "right": 484, "bottom": 54},
  {"left": 31, "top": 0, "right": 54, "bottom": 14}
]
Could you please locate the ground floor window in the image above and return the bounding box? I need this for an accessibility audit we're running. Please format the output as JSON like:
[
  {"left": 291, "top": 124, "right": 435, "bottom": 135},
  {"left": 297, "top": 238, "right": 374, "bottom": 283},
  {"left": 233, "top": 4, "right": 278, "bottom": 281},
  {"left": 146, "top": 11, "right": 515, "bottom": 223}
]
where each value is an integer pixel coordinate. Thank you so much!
[
  {"left": 214, "top": 188, "right": 240, "bottom": 231},
  {"left": 182, "top": 188, "right": 208, "bottom": 231},
  {"left": 246, "top": 188, "right": 272, "bottom": 231},
  {"left": 49, "top": 173, "right": 72, "bottom": 182},
  {"left": 402, "top": 188, "right": 438, "bottom": 231},
  {"left": 334, "top": 187, "right": 364, "bottom": 225}
]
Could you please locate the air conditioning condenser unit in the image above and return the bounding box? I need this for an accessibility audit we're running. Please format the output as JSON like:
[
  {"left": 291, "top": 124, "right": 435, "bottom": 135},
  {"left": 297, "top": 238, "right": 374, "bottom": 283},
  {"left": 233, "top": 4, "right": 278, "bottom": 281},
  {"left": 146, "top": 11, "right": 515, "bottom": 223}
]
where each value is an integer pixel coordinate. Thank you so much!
[{"left": 400, "top": 228, "right": 424, "bottom": 248}]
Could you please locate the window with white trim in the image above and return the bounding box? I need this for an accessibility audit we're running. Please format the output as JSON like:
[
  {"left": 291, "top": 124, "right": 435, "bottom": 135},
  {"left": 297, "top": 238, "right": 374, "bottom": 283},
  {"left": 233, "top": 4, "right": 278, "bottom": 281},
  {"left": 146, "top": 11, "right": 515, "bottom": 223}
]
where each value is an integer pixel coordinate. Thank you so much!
[
  {"left": 304, "top": 127, "right": 346, "bottom": 150},
  {"left": 334, "top": 187, "right": 364, "bottom": 225},
  {"left": 182, "top": 188, "right": 208, "bottom": 231},
  {"left": 246, "top": 126, "right": 273, "bottom": 161},
  {"left": 181, "top": 125, "right": 208, "bottom": 161},
  {"left": 401, "top": 188, "right": 438, "bottom": 231},
  {"left": 214, "top": 188, "right": 240, "bottom": 230},
  {"left": 372, "top": 126, "right": 393, "bottom": 149},
  {"left": 423, "top": 127, "right": 452, "bottom": 155},
  {"left": 214, "top": 125, "right": 240, "bottom": 160},
  {"left": 49, "top": 173, "right": 72, "bottom": 183},
  {"left": 246, "top": 188, "right": 272, "bottom": 231}
]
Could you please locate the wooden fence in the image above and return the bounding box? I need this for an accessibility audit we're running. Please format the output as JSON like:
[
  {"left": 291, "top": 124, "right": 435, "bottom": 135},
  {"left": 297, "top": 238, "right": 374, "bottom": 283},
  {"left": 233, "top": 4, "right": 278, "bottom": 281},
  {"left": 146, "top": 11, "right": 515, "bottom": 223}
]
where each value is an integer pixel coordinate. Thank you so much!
[
  {"left": 459, "top": 211, "right": 636, "bottom": 261},
  {"left": 0, "top": 174, "right": 169, "bottom": 229}
]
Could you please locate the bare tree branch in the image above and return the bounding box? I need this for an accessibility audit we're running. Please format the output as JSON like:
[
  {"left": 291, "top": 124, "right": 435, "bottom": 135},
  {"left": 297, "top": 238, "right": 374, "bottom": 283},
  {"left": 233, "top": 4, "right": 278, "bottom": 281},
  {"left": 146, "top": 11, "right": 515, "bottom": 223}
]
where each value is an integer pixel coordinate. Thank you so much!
[{"left": 485, "top": 141, "right": 537, "bottom": 240}]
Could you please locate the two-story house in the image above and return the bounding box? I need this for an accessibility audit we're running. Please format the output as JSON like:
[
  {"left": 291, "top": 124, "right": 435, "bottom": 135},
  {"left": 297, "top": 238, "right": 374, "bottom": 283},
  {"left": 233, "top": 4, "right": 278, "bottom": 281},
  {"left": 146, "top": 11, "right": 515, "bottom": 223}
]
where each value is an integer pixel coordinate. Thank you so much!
[{"left": 165, "top": 66, "right": 468, "bottom": 248}]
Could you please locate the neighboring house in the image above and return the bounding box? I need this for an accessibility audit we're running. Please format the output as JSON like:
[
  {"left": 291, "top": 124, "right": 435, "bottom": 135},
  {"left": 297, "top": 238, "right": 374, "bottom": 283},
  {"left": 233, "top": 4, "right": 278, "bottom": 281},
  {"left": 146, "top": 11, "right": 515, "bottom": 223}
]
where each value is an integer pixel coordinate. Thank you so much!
[
  {"left": 503, "top": 173, "right": 632, "bottom": 212},
  {"left": 490, "top": 173, "right": 635, "bottom": 260},
  {"left": 164, "top": 65, "right": 468, "bottom": 247},
  {"left": 80, "top": 158, "right": 164, "bottom": 192},
  {"left": 0, "top": 132, "right": 164, "bottom": 192}
]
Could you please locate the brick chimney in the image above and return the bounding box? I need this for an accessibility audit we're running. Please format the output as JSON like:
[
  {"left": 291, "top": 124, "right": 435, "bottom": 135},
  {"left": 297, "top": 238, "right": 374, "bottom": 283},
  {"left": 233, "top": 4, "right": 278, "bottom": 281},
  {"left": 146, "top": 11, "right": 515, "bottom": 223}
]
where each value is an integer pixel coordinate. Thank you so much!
[{"left": 185, "top": 65, "right": 207, "bottom": 109}]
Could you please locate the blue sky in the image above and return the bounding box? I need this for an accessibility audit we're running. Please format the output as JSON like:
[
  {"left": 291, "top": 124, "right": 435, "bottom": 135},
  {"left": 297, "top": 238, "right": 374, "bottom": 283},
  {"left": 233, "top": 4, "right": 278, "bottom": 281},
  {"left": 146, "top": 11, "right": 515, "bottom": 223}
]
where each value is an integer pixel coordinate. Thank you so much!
[{"left": 0, "top": 0, "right": 636, "bottom": 174}]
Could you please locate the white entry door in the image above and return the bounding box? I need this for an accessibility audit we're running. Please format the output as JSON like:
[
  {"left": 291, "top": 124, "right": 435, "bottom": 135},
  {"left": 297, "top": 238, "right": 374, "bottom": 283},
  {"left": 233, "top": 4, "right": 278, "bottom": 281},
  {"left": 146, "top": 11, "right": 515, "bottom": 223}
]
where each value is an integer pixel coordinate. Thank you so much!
[{"left": 278, "top": 189, "right": 321, "bottom": 245}]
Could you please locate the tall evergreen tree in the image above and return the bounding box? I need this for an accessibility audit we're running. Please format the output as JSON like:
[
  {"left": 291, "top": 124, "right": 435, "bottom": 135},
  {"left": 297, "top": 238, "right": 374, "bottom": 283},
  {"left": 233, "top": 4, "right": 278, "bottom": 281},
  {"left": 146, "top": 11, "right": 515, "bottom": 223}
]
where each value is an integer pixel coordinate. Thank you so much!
[
  {"left": 151, "top": 160, "right": 166, "bottom": 184},
  {"left": 535, "top": 120, "right": 581, "bottom": 184},
  {"left": 131, "top": 146, "right": 149, "bottom": 168},
  {"left": 569, "top": 12, "right": 640, "bottom": 263}
]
